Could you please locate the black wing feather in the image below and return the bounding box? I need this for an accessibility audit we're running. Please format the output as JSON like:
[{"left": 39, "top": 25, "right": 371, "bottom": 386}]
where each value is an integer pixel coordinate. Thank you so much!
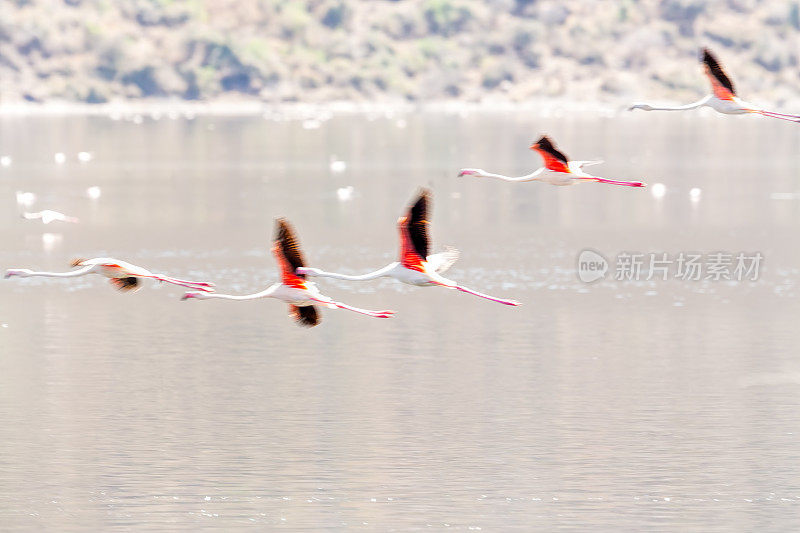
[
  {"left": 111, "top": 277, "right": 139, "bottom": 292},
  {"left": 535, "top": 135, "right": 569, "bottom": 163},
  {"left": 408, "top": 189, "right": 431, "bottom": 260},
  {"left": 702, "top": 48, "right": 735, "bottom": 95},
  {"left": 274, "top": 218, "right": 307, "bottom": 279},
  {"left": 290, "top": 304, "right": 320, "bottom": 327}
]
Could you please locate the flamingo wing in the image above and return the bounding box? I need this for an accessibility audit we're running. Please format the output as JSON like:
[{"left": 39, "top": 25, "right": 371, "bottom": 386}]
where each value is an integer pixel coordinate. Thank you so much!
[
  {"left": 531, "top": 135, "right": 570, "bottom": 173},
  {"left": 427, "top": 247, "right": 460, "bottom": 273},
  {"left": 290, "top": 304, "right": 320, "bottom": 327},
  {"left": 273, "top": 218, "right": 308, "bottom": 287},
  {"left": 702, "top": 48, "right": 736, "bottom": 100},
  {"left": 399, "top": 189, "right": 431, "bottom": 270},
  {"left": 109, "top": 277, "right": 140, "bottom": 292}
]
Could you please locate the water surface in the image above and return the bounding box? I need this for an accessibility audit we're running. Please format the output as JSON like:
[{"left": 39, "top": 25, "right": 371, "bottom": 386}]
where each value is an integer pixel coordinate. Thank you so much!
[{"left": 1, "top": 111, "right": 800, "bottom": 531}]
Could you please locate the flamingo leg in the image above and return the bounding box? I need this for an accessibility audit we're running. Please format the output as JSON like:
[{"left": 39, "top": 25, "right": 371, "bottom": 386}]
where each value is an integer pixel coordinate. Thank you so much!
[
  {"left": 430, "top": 280, "right": 521, "bottom": 306},
  {"left": 161, "top": 276, "right": 215, "bottom": 287},
  {"left": 158, "top": 275, "right": 215, "bottom": 287},
  {"left": 144, "top": 275, "right": 215, "bottom": 292},
  {"left": 453, "top": 285, "right": 521, "bottom": 306},
  {"left": 589, "top": 177, "right": 646, "bottom": 187},
  {"left": 310, "top": 297, "right": 394, "bottom": 318},
  {"left": 754, "top": 110, "right": 800, "bottom": 123}
]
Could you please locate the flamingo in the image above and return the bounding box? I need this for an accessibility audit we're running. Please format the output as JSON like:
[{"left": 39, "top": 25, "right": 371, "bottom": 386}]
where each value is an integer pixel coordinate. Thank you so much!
[
  {"left": 458, "top": 136, "right": 645, "bottom": 187},
  {"left": 297, "top": 189, "right": 521, "bottom": 306},
  {"left": 181, "top": 218, "right": 395, "bottom": 327},
  {"left": 4, "top": 258, "right": 215, "bottom": 293},
  {"left": 22, "top": 210, "right": 79, "bottom": 224},
  {"left": 629, "top": 48, "right": 800, "bottom": 122}
]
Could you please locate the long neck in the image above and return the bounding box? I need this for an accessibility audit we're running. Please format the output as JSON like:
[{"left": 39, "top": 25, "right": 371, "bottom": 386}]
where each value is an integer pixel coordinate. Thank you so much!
[
  {"left": 200, "top": 287, "right": 276, "bottom": 300},
  {"left": 27, "top": 266, "right": 95, "bottom": 278},
  {"left": 480, "top": 168, "right": 544, "bottom": 182},
  {"left": 638, "top": 96, "right": 710, "bottom": 111},
  {"left": 309, "top": 264, "right": 396, "bottom": 281}
]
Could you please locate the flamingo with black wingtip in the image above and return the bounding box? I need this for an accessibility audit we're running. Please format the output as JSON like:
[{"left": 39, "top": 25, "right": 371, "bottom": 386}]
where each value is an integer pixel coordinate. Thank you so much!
[
  {"left": 181, "top": 218, "right": 395, "bottom": 327},
  {"left": 4, "top": 258, "right": 215, "bottom": 292},
  {"left": 458, "top": 136, "right": 646, "bottom": 187},
  {"left": 629, "top": 48, "right": 800, "bottom": 122},
  {"left": 297, "top": 189, "right": 521, "bottom": 306}
]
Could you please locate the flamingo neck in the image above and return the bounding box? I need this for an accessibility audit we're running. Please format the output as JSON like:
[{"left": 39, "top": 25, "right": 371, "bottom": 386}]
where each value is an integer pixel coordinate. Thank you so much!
[
  {"left": 310, "top": 266, "right": 393, "bottom": 281},
  {"left": 24, "top": 267, "right": 94, "bottom": 278},
  {"left": 202, "top": 287, "right": 276, "bottom": 300}
]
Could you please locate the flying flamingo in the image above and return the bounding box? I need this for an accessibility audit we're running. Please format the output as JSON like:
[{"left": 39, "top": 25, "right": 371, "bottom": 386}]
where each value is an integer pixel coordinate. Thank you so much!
[
  {"left": 181, "top": 218, "right": 395, "bottom": 327},
  {"left": 296, "top": 189, "right": 521, "bottom": 306},
  {"left": 4, "top": 258, "right": 215, "bottom": 292},
  {"left": 629, "top": 48, "right": 800, "bottom": 122},
  {"left": 458, "top": 136, "right": 646, "bottom": 187},
  {"left": 22, "top": 210, "right": 79, "bottom": 224}
]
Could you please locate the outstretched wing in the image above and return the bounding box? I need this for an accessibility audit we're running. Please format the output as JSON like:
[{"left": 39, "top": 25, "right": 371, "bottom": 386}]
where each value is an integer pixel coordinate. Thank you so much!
[
  {"left": 273, "top": 218, "right": 308, "bottom": 287},
  {"left": 399, "top": 189, "right": 431, "bottom": 270},
  {"left": 531, "top": 136, "right": 570, "bottom": 173},
  {"left": 109, "top": 277, "right": 139, "bottom": 292},
  {"left": 426, "top": 246, "right": 460, "bottom": 274},
  {"left": 702, "top": 48, "right": 735, "bottom": 100},
  {"left": 290, "top": 304, "right": 319, "bottom": 327}
]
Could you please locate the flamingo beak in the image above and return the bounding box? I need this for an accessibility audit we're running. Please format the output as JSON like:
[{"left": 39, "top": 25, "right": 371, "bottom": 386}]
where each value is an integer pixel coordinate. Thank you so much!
[{"left": 458, "top": 169, "right": 475, "bottom": 177}]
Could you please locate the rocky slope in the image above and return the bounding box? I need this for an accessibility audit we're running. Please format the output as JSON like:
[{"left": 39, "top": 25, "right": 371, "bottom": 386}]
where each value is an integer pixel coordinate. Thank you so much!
[{"left": 1, "top": 0, "right": 798, "bottom": 107}]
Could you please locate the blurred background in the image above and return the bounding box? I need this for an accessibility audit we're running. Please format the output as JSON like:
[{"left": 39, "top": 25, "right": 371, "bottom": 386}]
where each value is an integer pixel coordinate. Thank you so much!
[
  {"left": 1, "top": 0, "right": 799, "bottom": 107},
  {"left": 2, "top": 2, "right": 800, "bottom": 531}
]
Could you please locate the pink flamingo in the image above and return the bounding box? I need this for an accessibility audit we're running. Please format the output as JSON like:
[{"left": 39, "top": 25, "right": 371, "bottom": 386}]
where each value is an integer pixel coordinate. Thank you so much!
[
  {"left": 630, "top": 48, "right": 800, "bottom": 122},
  {"left": 182, "top": 218, "right": 395, "bottom": 327},
  {"left": 297, "top": 189, "right": 521, "bottom": 306},
  {"left": 459, "top": 136, "right": 645, "bottom": 187},
  {"left": 5, "top": 258, "right": 215, "bottom": 292}
]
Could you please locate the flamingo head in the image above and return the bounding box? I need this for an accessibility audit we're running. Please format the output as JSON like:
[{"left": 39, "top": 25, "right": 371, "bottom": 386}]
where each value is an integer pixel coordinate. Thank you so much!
[
  {"left": 5, "top": 269, "right": 33, "bottom": 278},
  {"left": 458, "top": 168, "right": 485, "bottom": 178},
  {"left": 628, "top": 103, "right": 653, "bottom": 111},
  {"left": 181, "top": 291, "right": 209, "bottom": 301}
]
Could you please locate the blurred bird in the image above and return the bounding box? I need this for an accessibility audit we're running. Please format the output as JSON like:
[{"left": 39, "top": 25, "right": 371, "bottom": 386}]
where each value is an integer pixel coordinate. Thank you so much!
[
  {"left": 5, "top": 258, "right": 215, "bottom": 293},
  {"left": 298, "top": 189, "right": 521, "bottom": 306},
  {"left": 15, "top": 191, "right": 36, "bottom": 207},
  {"left": 459, "top": 136, "right": 645, "bottom": 187},
  {"left": 22, "top": 210, "right": 79, "bottom": 224},
  {"left": 182, "top": 218, "right": 395, "bottom": 327},
  {"left": 329, "top": 157, "right": 347, "bottom": 173},
  {"left": 629, "top": 48, "right": 800, "bottom": 122},
  {"left": 336, "top": 186, "right": 354, "bottom": 201}
]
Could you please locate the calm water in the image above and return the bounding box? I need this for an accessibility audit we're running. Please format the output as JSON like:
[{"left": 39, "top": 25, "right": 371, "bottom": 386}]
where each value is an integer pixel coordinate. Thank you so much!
[{"left": 1, "top": 110, "right": 800, "bottom": 531}]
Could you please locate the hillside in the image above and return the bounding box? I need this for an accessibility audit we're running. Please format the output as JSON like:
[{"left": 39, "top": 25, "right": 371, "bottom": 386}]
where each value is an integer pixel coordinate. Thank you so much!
[{"left": 1, "top": 0, "right": 799, "bottom": 107}]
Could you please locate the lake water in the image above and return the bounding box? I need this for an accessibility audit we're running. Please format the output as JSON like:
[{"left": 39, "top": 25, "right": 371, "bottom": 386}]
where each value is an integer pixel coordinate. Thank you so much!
[{"left": 1, "top": 110, "right": 800, "bottom": 531}]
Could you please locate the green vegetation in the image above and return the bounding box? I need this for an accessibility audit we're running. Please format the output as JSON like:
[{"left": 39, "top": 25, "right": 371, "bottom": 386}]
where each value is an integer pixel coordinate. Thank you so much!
[{"left": 0, "top": 0, "right": 798, "bottom": 105}]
